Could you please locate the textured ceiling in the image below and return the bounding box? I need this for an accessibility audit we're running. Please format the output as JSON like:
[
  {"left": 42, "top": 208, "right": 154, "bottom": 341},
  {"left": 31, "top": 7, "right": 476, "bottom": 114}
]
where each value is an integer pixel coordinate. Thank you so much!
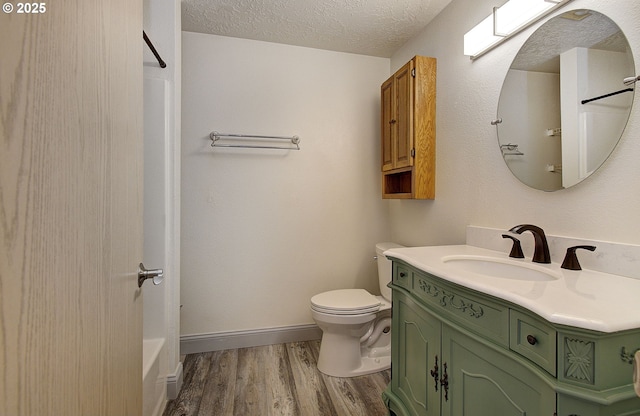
[
  {"left": 181, "top": 0, "right": 453, "bottom": 57},
  {"left": 512, "top": 9, "right": 629, "bottom": 73}
]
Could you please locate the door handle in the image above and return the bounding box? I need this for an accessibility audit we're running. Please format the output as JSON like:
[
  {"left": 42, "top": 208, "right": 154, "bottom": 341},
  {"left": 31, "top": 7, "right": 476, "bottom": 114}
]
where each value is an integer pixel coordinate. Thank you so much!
[
  {"left": 430, "top": 355, "right": 439, "bottom": 391},
  {"left": 138, "top": 263, "right": 164, "bottom": 288},
  {"left": 440, "top": 362, "right": 449, "bottom": 402}
]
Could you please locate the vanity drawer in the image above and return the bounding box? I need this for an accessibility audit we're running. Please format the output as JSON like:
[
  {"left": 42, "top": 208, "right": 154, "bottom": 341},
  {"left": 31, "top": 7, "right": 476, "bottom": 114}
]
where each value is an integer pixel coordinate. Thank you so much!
[
  {"left": 510, "top": 310, "right": 557, "bottom": 376},
  {"left": 411, "top": 270, "right": 509, "bottom": 347},
  {"left": 393, "top": 263, "right": 412, "bottom": 290}
]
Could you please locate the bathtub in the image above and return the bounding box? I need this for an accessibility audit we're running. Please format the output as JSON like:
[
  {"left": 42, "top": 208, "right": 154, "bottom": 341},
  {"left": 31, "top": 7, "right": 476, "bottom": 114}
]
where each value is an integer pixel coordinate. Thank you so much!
[{"left": 143, "top": 338, "right": 166, "bottom": 416}]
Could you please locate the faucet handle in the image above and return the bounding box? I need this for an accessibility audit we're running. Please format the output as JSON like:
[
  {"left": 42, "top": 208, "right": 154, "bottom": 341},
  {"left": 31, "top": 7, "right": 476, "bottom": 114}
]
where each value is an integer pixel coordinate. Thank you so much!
[
  {"left": 561, "top": 245, "right": 596, "bottom": 270},
  {"left": 508, "top": 224, "right": 551, "bottom": 263},
  {"left": 502, "top": 234, "right": 524, "bottom": 258}
]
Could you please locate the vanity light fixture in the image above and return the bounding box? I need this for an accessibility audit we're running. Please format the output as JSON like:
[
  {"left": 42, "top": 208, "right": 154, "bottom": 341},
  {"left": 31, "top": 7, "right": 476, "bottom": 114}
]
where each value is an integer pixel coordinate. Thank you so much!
[{"left": 464, "top": 0, "right": 574, "bottom": 59}]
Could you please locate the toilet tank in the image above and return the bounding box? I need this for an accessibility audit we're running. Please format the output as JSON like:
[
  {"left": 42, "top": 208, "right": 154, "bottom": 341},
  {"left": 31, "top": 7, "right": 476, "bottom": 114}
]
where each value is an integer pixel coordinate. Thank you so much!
[{"left": 376, "top": 242, "right": 404, "bottom": 301}]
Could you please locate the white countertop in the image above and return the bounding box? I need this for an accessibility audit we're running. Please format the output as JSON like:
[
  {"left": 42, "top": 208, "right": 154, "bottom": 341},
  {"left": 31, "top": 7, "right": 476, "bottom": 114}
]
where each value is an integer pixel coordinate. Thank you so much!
[{"left": 384, "top": 245, "right": 640, "bottom": 333}]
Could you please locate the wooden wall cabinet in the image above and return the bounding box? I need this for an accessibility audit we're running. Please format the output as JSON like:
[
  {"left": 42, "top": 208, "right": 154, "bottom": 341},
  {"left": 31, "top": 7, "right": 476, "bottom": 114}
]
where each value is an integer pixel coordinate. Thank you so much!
[
  {"left": 383, "top": 260, "right": 640, "bottom": 416},
  {"left": 381, "top": 56, "right": 436, "bottom": 199}
]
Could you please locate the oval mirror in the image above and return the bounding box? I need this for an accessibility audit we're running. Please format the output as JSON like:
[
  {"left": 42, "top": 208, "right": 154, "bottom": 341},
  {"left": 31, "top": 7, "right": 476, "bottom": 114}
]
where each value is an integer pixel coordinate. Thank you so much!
[{"left": 496, "top": 9, "right": 635, "bottom": 191}]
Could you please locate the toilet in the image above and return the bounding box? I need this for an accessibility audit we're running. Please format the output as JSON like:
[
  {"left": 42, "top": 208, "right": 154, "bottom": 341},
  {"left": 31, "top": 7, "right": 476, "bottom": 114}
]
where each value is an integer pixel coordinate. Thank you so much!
[{"left": 310, "top": 242, "right": 404, "bottom": 377}]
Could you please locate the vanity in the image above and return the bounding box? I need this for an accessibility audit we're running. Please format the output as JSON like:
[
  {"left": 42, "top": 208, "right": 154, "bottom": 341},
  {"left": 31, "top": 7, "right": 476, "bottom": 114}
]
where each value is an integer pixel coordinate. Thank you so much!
[
  {"left": 382, "top": 245, "right": 640, "bottom": 416},
  {"left": 380, "top": 5, "right": 640, "bottom": 413}
]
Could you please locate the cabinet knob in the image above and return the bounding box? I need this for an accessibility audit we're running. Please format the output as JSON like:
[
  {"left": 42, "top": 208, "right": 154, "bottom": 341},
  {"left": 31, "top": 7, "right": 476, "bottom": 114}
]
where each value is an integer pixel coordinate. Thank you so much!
[
  {"left": 399, "top": 272, "right": 406, "bottom": 278},
  {"left": 527, "top": 335, "right": 537, "bottom": 345}
]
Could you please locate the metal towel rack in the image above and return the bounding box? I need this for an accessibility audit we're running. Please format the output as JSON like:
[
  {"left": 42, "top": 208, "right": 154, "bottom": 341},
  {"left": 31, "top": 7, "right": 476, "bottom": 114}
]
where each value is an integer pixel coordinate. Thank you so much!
[{"left": 209, "top": 131, "right": 301, "bottom": 150}]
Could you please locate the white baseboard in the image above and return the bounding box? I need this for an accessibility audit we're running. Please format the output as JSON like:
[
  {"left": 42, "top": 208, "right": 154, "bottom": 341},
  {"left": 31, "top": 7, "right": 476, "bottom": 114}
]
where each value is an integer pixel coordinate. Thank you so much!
[
  {"left": 180, "top": 324, "right": 322, "bottom": 355},
  {"left": 166, "top": 361, "right": 183, "bottom": 400}
]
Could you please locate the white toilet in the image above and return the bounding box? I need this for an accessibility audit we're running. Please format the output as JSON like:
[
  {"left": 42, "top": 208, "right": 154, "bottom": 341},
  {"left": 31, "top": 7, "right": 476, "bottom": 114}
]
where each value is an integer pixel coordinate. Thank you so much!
[{"left": 310, "top": 242, "right": 404, "bottom": 377}]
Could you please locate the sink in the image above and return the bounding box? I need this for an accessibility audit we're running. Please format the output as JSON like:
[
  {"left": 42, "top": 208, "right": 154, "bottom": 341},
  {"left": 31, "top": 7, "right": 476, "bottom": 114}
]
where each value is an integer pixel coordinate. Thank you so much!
[{"left": 441, "top": 255, "right": 560, "bottom": 281}]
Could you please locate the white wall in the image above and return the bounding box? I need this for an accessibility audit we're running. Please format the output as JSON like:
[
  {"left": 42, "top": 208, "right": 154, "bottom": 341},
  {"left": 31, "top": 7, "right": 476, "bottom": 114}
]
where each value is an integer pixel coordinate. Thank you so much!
[
  {"left": 499, "top": 70, "right": 562, "bottom": 191},
  {"left": 180, "top": 0, "right": 640, "bottom": 342},
  {"left": 389, "top": 0, "right": 640, "bottom": 249},
  {"left": 181, "top": 33, "right": 391, "bottom": 336}
]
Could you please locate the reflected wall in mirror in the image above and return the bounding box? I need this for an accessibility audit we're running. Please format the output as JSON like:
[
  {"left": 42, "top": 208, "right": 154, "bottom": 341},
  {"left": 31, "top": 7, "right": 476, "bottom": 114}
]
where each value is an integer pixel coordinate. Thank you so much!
[{"left": 496, "top": 9, "right": 635, "bottom": 191}]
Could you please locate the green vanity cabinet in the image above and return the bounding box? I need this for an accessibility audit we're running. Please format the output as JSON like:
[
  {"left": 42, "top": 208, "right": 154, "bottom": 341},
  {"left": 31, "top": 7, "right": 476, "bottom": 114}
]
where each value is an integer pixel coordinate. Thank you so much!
[
  {"left": 383, "top": 260, "right": 640, "bottom": 416},
  {"left": 386, "top": 278, "right": 555, "bottom": 416}
]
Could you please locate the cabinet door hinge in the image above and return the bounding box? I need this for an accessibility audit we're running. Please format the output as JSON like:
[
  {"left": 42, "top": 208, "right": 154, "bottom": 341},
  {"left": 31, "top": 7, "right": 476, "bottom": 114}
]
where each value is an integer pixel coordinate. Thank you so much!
[
  {"left": 411, "top": 148, "right": 415, "bottom": 157},
  {"left": 411, "top": 68, "right": 416, "bottom": 77}
]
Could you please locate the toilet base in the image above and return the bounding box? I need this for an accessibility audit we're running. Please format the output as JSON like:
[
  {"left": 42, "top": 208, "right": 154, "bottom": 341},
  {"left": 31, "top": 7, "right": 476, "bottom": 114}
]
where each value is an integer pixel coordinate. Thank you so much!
[
  {"left": 311, "top": 293, "right": 392, "bottom": 378},
  {"left": 318, "top": 355, "right": 390, "bottom": 378},
  {"left": 317, "top": 345, "right": 391, "bottom": 378},
  {"left": 315, "top": 323, "right": 391, "bottom": 378}
]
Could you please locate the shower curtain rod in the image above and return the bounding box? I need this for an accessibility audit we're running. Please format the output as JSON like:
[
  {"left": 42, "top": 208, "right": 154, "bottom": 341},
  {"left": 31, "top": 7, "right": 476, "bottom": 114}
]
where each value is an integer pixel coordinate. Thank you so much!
[
  {"left": 143, "top": 31, "right": 167, "bottom": 68},
  {"left": 581, "top": 87, "right": 633, "bottom": 105}
]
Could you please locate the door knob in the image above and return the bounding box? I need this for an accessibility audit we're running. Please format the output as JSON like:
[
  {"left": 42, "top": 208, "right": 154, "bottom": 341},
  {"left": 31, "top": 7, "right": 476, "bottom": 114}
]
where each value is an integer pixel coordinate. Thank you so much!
[{"left": 138, "top": 263, "right": 164, "bottom": 288}]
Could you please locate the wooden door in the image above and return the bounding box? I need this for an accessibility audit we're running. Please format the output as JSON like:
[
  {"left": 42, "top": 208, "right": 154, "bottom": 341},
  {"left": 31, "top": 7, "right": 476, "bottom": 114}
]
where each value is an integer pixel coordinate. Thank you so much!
[
  {"left": 394, "top": 60, "right": 414, "bottom": 170},
  {"left": 381, "top": 77, "right": 395, "bottom": 172},
  {"left": 0, "top": 1, "right": 143, "bottom": 415}
]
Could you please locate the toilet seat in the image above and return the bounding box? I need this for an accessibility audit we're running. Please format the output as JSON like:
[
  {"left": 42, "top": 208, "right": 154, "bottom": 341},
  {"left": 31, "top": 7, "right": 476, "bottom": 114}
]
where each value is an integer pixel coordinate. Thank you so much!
[{"left": 311, "top": 289, "right": 381, "bottom": 315}]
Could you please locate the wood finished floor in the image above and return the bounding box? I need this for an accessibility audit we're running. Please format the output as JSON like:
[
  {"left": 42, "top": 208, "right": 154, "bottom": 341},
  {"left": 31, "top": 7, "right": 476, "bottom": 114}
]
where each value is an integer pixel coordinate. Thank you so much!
[{"left": 163, "top": 340, "right": 391, "bottom": 416}]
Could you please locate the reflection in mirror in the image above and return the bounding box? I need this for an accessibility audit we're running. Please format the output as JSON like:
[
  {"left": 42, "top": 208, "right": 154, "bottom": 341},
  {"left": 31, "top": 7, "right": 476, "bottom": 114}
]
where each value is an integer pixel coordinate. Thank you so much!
[{"left": 496, "top": 10, "right": 635, "bottom": 191}]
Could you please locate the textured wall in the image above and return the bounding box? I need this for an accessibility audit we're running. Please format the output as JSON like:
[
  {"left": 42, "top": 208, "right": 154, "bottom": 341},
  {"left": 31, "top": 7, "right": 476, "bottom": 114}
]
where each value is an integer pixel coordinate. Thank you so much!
[
  {"left": 389, "top": 0, "right": 640, "bottom": 246},
  {"left": 180, "top": 33, "right": 391, "bottom": 335}
]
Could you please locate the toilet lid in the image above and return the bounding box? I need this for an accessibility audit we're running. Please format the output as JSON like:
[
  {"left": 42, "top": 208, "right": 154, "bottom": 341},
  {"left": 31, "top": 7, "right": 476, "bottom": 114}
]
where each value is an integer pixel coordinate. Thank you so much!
[{"left": 311, "top": 289, "right": 381, "bottom": 315}]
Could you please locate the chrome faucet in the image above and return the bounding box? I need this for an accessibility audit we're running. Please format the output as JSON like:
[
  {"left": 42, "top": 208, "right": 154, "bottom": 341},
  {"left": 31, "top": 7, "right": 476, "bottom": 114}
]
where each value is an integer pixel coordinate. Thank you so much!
[{"left": 509, "top": 224, "right": 551, "bottom": 263}]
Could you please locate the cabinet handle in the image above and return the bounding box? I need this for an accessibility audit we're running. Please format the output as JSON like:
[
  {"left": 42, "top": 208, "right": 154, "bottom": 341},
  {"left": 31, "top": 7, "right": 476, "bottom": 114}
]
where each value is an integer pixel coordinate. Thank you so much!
[
  {"left": 440, "top": 362, "right": 449, "bottom": 401},
  {"left": 430, "top": 355, "right": 439, "bottom": 392},
  {"left": 389, "top": 119, "right": 397, "bottom": 124},
  {"left": 399, "top": 272, "right": 406, "bottom": 278},
  {"left": 527, "top": 335, "right": 538, "bottom": 345}
]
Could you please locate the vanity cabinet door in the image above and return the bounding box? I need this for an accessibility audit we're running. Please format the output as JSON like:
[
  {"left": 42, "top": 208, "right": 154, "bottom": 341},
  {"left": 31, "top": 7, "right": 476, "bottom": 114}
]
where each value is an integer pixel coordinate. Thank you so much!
[
  {"left": 392, "top": 61, "right": 414, "bottom": 171},
  {"left": 392, "top": 292, "right": 441, "bottom": 416},
  {"left": 441, "top": 325, "right": 556, "bottom": 416},
  {"left": 381, "top": 76, "right": 395, "bottom": 172},
  {"left": 381, "top": 60, "right": 413, "bottom": 173}
]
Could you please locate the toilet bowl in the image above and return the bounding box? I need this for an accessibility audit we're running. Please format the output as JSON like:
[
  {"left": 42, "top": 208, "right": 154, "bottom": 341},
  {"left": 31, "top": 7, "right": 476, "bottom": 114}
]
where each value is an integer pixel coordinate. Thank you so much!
[{"left": 310, "top": 242, "right": 403, "bottom": 377}]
